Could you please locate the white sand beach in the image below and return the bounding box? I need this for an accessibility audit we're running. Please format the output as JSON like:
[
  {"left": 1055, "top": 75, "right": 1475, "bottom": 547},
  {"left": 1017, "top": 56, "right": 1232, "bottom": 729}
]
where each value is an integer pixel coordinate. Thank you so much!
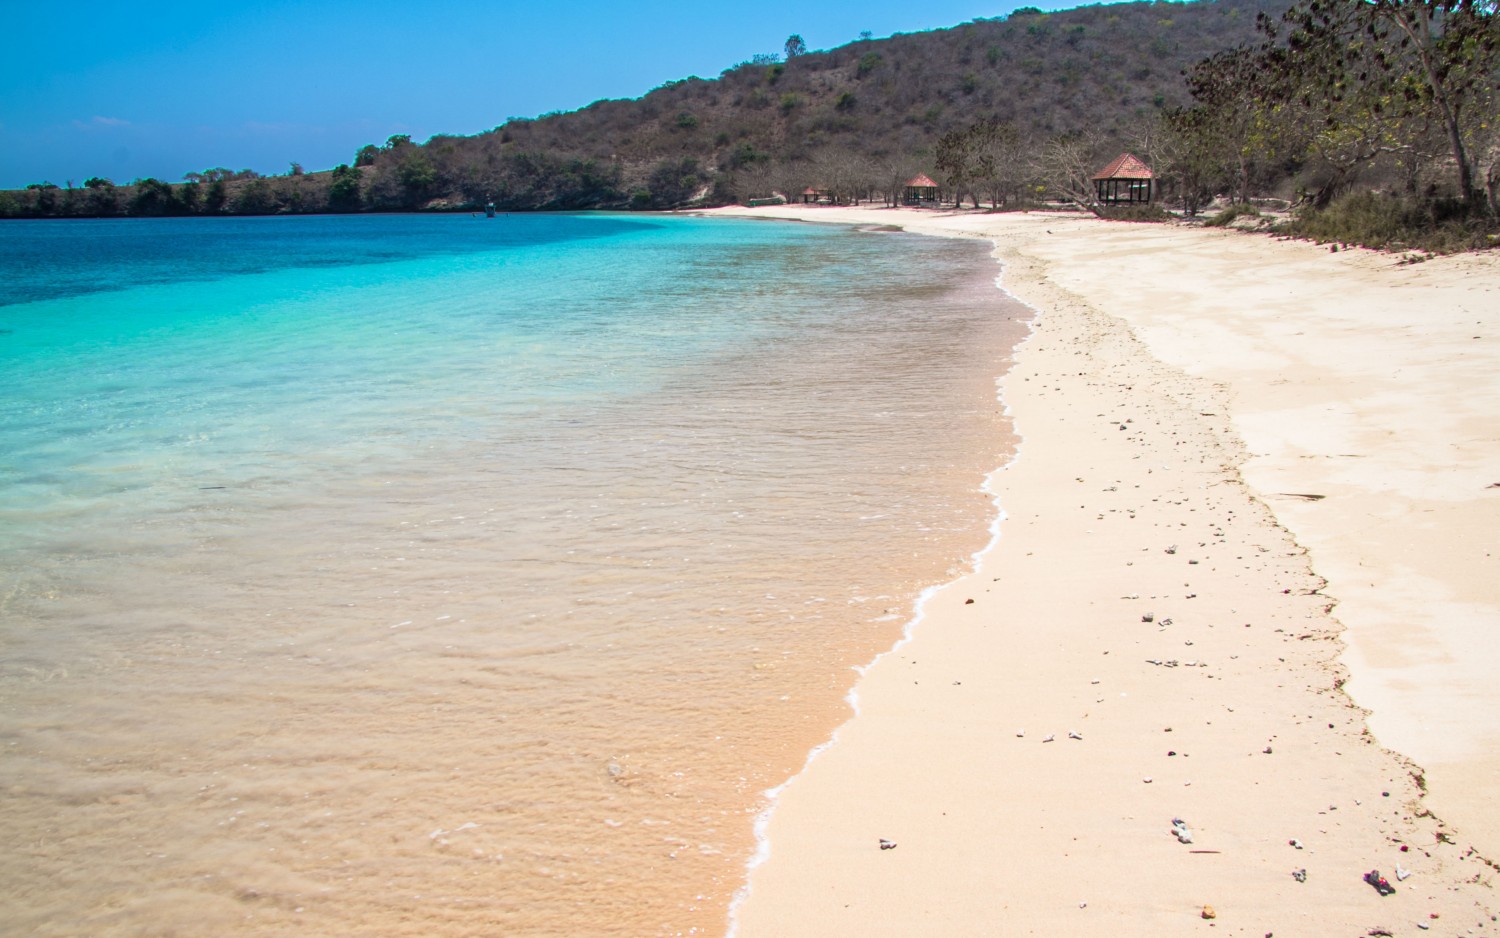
[{"left": 700, "top": 205, "right": 1500, "bottom": 935}]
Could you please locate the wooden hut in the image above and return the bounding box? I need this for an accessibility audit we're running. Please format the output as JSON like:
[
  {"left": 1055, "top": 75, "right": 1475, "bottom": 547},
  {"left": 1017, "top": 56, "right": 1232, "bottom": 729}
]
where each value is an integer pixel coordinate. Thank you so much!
[
  {"left": 1092, "top": 153, "right": 1155, "bottom": 204},
  {"left": 902, "top": 174, "right": 939, "bottom": 205}
]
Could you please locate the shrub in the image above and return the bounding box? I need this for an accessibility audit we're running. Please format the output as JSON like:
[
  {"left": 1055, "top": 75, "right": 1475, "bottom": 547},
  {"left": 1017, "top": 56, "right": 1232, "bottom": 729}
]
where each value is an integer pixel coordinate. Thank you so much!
[
  {"left": 1203, "top": 203, "right": 1260, "bottom": 227},
  {"left": 1098, "top": 203, "right": 1174, "bottom": 223},
  {"left": 1282, "top": 191, "right": 1498, "bottom": 254}
]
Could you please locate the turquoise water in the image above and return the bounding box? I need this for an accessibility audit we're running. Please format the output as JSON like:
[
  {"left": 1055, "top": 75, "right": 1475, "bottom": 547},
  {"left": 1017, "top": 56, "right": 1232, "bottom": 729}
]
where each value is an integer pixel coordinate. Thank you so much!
[{"left": 0, "top": 213, "right": 1024, "bottom": 935}]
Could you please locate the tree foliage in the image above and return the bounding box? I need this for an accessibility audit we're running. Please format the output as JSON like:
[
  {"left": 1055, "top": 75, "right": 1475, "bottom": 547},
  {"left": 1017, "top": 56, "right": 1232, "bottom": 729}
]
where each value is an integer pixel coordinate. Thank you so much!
[
  {"left": 1165, "top": 0, "right": 1500, "bottom": 215},
  {"left": 328, "top": 163, "right": 362, "bottom": 211}
]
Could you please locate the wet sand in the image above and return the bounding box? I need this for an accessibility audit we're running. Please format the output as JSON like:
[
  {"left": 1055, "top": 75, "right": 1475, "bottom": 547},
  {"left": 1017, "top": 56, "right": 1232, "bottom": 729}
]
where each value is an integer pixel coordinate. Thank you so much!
[{"left": 700, "top": 205, "right": 1500, "bottom": 935}]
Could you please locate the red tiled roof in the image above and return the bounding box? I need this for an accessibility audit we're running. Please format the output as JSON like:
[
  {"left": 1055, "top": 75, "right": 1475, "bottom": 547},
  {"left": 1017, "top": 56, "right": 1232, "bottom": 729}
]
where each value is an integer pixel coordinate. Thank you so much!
[
  {"left": 1092, "top": 153, "right": 1154, "bottom": 180},
  {"left": 904, "top": 174, "right": 939, "bottom": 188},
  {"left": 802, "top": 187, "right": 821, "bottom": 195}
]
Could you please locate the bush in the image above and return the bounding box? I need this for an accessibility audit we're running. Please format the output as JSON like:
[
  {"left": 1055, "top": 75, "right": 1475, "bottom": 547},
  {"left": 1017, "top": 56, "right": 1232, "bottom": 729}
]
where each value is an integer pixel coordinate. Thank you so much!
[
  {"left": 1282, "top": 191, "right": 1498, "bottom": 254},
  {"left": 1098, "top": 203, "right": 1173, "bottom": 223},
  {"left": 1203, "top": 203, "right": 1259, "bottom": 227}
]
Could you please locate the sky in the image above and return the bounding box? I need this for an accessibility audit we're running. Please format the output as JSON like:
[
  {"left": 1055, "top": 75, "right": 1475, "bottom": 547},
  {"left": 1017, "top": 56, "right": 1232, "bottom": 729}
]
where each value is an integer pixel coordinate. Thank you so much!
[{"left": 1, "top": 0, "right": 1092, "bottom": 190}]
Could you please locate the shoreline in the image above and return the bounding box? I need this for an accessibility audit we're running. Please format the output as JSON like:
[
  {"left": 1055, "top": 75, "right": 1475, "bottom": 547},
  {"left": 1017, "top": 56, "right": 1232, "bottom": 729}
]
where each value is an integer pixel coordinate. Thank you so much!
[{"left": 697, "top": 205, "right": 1500, "bottom": 934}]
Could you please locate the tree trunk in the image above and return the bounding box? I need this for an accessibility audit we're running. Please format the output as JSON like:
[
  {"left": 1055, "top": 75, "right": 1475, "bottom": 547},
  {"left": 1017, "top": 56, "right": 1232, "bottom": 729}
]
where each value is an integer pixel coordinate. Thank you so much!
[{"left": 1385, "top": 4, "right": 1477, "bottom": 210}]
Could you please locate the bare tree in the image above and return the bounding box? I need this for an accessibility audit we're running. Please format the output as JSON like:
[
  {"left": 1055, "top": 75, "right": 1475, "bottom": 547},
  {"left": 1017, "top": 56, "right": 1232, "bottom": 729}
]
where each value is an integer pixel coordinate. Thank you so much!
[
  {"left": 974, "top": 121, "right": 1030, "bottom": 208},
  {"left": 877, "top": 153, "right": 921, "bottom": 207},
  {"left": 1034, "top": 132, "right": 1109, "bottom": 214}
]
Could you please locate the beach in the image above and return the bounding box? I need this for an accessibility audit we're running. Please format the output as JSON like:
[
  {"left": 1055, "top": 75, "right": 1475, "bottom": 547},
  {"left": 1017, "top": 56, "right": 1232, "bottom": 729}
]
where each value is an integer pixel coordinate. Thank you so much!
[{"left": 701, "top": 205, "right": 1500, "bottom": 934}]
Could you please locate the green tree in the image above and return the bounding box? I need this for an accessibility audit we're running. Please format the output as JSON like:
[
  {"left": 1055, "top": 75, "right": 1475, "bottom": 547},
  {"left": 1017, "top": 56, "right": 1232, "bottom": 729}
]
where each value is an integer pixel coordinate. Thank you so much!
[
  {"left": 84, "top": 176, "right": 113, "bottom": 189},
  {"left": 233, "top": 178, "right": 277, "bottom": 214},
  {"left": 1172, "top": 46, "right": 1282, "bottom": 205},
  {"left": 355, "top": 144, "right": 380, "bottom": 167},
  {"left": 643, "top": 157, "right": 706, "bottom": 207},
  {"left": 204, "top": 179, "right": 228, "bottom": 213},
  {"left": 1159, "top": 107, "right": 1229, "bottom": 214},
  {"left": 936, "top": 122, "right": 1000, "bottom": 207},
  {"left": 328, "top": 163, "right": 362, "bottom": 211},
  {"left": 130, "top": 178, "right": 179, "bottom": 215},
  {"left": 178, "top": 180, "right": 202, "bottom": 213},
  {"left": 32, "top": 185, "right": 58, "bottom": 214},
  {"left": 397, "top": 153, "right": 437, "bottom": 203},
  {"left": 87, "top": 183, "right": 120, "bottom": 216},
  {"left": 1264, "top": 0, "right": 1500, "bottom": 212},
  {"left": 785, "top": 34, "right": 807, "bottom": 58}
]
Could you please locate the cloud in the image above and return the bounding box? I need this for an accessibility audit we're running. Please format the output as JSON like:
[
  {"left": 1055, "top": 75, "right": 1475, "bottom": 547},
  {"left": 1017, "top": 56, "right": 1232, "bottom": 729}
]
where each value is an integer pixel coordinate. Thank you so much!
[
  {"left": 73, "top": 115, "right": 132, "bottom": 129},
  {"left": 70, "top": 116, "right": 133, "bottom": 132}
]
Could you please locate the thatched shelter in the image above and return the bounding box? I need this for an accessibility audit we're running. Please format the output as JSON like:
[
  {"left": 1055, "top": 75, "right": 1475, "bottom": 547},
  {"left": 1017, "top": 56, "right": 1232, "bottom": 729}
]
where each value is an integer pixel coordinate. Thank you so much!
[
  {"left": 1092, "top": 153, "right": 1155, "bottom": 204},
  {"left": 902, "top": 174, "right": 939, "bottom": 205}
]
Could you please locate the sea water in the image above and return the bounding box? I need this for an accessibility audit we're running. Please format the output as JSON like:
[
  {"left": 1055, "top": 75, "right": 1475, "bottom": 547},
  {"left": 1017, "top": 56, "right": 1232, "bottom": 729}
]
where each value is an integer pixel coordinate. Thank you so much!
[{"left": 0, "top": 213, "right": 1025, "bottom": 936}]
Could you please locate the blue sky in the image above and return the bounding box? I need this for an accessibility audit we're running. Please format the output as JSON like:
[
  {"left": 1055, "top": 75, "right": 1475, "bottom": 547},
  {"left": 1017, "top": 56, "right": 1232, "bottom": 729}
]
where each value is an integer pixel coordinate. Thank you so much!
[{"left": 2, "top": 0, "right": 1085, "bottom": 189}]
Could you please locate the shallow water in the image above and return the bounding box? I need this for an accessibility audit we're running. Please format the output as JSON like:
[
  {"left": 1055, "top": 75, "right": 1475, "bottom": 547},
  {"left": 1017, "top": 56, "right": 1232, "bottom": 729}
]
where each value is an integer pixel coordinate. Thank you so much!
[{"left": 0, "top": 213, "right": 1024, "bottom": 935}]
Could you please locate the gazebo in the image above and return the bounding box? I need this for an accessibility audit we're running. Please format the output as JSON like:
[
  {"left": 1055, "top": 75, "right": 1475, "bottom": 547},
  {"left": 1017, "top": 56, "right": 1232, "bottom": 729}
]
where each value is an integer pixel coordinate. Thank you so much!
[
  {"left": 902, "top": 174, "right": 939, "bottom": 205},
  {"left": 800, "top": 187, "right": 827, "bottom": 204},
  {"left": 1092, "top": 153, "right": 1155, "bottom": 204}
]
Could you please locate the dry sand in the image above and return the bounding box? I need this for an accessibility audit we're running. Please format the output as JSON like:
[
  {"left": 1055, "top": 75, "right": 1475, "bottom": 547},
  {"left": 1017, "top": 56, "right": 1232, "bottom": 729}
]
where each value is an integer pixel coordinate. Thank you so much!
[{"left": 698, "top": 205, "right": 1500, "bottom": 935}]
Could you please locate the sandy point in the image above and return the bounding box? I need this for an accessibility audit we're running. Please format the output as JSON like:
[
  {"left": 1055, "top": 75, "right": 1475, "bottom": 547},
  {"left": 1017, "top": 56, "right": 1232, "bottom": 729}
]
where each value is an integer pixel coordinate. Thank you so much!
[{"left": 697, "top": 204, "right": 1500, "bottom": 936}]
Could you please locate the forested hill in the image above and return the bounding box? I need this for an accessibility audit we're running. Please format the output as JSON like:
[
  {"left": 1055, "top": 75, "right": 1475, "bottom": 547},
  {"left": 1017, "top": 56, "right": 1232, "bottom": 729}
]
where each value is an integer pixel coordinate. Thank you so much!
[{"left": 5, "top": 0, "right": 1288, "bottom": 217}]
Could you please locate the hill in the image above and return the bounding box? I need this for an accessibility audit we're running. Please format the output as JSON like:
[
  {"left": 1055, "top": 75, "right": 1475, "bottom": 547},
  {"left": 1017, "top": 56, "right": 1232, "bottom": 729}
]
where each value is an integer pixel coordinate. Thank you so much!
[{"left": 2, "top": 0, "right": 1289, "bottom": 217}]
